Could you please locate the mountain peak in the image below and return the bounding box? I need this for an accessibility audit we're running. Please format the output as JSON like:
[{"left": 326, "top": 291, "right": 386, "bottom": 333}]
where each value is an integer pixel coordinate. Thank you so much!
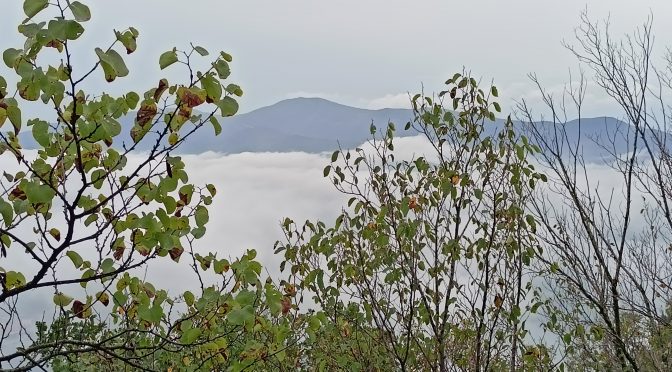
[{"left": 265, "top": 97, "right": 355, "bottom": 111}]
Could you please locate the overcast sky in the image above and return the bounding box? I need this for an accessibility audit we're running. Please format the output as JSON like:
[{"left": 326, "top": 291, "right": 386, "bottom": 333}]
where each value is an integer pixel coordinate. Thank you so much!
[{"left": 2, "top": 1, "right": 672, "bottom": 116}]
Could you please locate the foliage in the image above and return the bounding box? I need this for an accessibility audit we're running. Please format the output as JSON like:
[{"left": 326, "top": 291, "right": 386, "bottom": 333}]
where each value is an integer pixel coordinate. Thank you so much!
[
  {"left": 0, "top": 0, "right": 253, "bottom": 369},
  {"left": 276, "top": 74, "right": 549, "bottom": 371},
  {"left": 33, "top": 250, "right": 313, "bottom": 372}
]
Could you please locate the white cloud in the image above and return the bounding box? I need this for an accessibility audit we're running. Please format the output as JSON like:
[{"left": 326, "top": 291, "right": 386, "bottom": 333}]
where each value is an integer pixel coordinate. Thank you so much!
[
  {"left": 0, "top": 134, "right": 658, "bottom": 356},
  {"left": 364, "top": 93, "right": 413, "bottom": 110}
]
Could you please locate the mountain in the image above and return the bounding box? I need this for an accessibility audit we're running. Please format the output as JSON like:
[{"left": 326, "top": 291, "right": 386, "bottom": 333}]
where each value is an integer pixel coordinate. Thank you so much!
[
  {"left": 17, "top": 98, "right": 414, "bottom": 154},
  {"left": 14, "top": 97, "right": 659, "bottom": 160}
]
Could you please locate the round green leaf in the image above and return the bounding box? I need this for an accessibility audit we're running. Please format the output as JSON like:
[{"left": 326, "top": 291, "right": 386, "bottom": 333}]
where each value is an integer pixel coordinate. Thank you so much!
[
  {"left": 159, "top": 49, "right": 178, "bottom": 70},
  {"left": 217, "top": 96, "right": 238, "bottom": 117},
  {"left": 23, "top": 0, "right": 48, "bottom": 19},
  {"left": 183, "top": 290, "right": 195, "bottom": 306},
  {"left": 69, "top": 1, "right": 91, "bottom": 22},
  {"left": 2, "top": 48, "right": 22, "bottom": 69}
]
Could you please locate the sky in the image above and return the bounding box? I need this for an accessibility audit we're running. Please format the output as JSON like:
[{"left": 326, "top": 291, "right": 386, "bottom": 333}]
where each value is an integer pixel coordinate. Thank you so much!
[{"left": 2, "top": 1, "right": 672, "bottom": 116}]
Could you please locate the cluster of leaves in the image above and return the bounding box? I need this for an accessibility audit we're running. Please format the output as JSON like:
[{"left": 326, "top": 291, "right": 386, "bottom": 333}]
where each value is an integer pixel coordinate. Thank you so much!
[
  {"left": 0, "top": 0, "right": 254, "bottom": 369},
  {"left": 276, "top": 74, "right": 550, "bottom": 371},
  {"left": 32, "top": 250, "right": 319, "bottom": 372}
]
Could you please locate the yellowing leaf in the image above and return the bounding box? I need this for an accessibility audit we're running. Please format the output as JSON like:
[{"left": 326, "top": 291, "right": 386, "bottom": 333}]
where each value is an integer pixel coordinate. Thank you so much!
[
  {"left": 53, "top": 292, "right": 73, "bottom": 307},
  {"left": 49, "top": 228, "right": 61, "bottom": 241}
]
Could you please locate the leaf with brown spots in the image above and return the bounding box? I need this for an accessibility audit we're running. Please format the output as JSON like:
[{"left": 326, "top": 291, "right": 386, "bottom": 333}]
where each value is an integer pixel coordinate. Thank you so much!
[
  {"left": 97, "top": 291, "right": 110, "bottom": 306},
  {"left": 9, "top": 187, "right": 26, "bottom": 201},
  {"left": 176, "top": 87, "right": 206, "bottom": 108},
  {"left": 153, "top": 79, "right": 168, "bottom": 102},
  {"left": 46, "top": 40, "right": 64, "bottom": 52},
  {"left": 113, "top": 245, "right": 124, "bottom": 260},
  {"left": 135, "top": 102, "right": 157, "bottom": 127},
  {"left": 281, "top": 296, "right": 292, "bottom": 315},
  {"left": 169, "top": 246, "right": 183, "bottom": 262}
]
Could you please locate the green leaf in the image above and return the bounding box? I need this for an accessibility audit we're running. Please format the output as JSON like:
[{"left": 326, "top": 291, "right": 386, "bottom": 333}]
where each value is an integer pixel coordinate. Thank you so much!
[
  {"left": 66, "top": 250, "right": 84, "bottom": 269},
  {"left": 125, "top": 91, "right": 140, "bottom": 109},
  {"left": 49, "top": 228, "right": 61, "bottom": 241},
  {"left": 23, "top": 0, "right": 48, "bottom": 19},
  {"left": 95, "top": 48, "right": 129, "bottom": 78},
  {"left": 53, "top": 292, "right": 73, "bottom": 307},
  {"left": 138, "top": 303, "right": 162, "bottom": 324},
  {"left": 525, "top": 214, "right": 537, "bottom": 232},
  {"left": 183, "top": 290, "right": 195, "bottom": 306},
  {"left": 194, "top": 206, "right": 209, "bottom": 227},
  {"left": 99, "top": 60, "right": 116, "bottom": 82},
  {"left": 217, "top": 96, "right": 238, "bottom": 117},
  {"left": 491, "top": 86, "right": 499, "bottom": 97},
  {"left": 64, "top": 20, "right": 85, "bottom": 40},
  {"left": 31, "top": 119, "right": 50, "bottom": 147},
  {"left": 0, "top": 76, "right": 7, "bottom": 98},
  {"left": 3, "top": 48, "right": 22, "bottom": 69},
  {"left": 115, "top": 30, "right": 137, "bottom": 54},
  {"left": 227, "top": 305, "right": 254, "bottom": 326},
  {"left": 209, "top": 116, "right": 221, "bottom": 136},
  {"left": 225, "top": 83, "right": 243, "bottom": 97},
  {"left": 105, "top": 50, "right": 129, "bottom": 76},
  {"left": 214, "top": 259, "right": 229, "bottom": 274},
  {"left": 180, "top": 328, "right": 201, "bottom": 344},
  {"left": 7, "top": 106, "right": 21, "bottom": 135},
  {"left": 5, "top": 271, "right": 26, "bottom": 289},
  {"left": 69, "top": 1, "right": 91, "bottom": 21},
  {"left": 191, "top": 227, "right": 205, "bottom": 239},
  {"left": 235, "top": 290, "right": 256, "bottom": 307},
  {"left": 100, "top": 258, "right": 114, "bottom": 274},
  {"left": 201, "top": 74, "right": 222, "bottom": 102},
  {"left": 492, "top": 102, "right": 501, "bottom": 113},
  {"left": 168, "top": 132, "right": 178, "bottom": 146},
  {"left": 0, "top": 199, "right": 13, "bottom": 227},
  {"left": 516, "top": 145, "right": 525, "bottom": 161},
  {"left": 25, "top": 183, "right": 55, "bottom": 204},
  {"left": 113, "top": 291, "right": 128, "bottom": 306},
  {"left": 213, "top": 60, "right": 230, "bottom": 79},
  {"left": 220, "top": 51, "right": 233, "bottom": 62},
  {"left": 47, "top": 19, "right": 84, "bottom": 40},
  {"left": 159, "top": 49, "right": 178, "bottom": 70},
  {"left": 193, "top": 45, "right": 209, "bottom": 56},
  {"left": 206, "top": 184, "right": 217, "bottom": 197}
]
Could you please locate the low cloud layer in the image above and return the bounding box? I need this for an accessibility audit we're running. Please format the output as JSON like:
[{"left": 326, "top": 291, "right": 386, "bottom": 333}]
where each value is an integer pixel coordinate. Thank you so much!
[{"left": 1, "top": 134, "right": 645, "bottom": 350}]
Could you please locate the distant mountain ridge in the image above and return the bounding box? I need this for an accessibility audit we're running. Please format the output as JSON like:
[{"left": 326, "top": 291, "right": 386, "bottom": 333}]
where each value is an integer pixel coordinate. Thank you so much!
[
  {"left": 17, "top": 97, "right": 414, "bottom": 154},
  {"left": 15, "top": 97, "right": 652, "bottom": 160}
]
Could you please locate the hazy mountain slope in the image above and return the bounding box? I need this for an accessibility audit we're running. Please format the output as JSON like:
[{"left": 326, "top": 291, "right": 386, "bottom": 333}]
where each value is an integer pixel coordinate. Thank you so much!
[
  {"left": 14, "top": 97, "right": 662, "bottom": 161},
  {"left": 17, "top": 97, "right": 415, "bottom": 154}
]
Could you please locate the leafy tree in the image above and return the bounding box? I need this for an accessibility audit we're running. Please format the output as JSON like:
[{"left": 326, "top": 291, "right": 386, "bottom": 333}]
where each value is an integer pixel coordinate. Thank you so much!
[
  {"left": 276, "top": 74, "right": 551, "bottom": 371},
  {"left": 0, "top": 0, "right": 254, "bottom": 369},
  {"left": 32, "top": 250, "right": 314, "bottom": 372}
]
